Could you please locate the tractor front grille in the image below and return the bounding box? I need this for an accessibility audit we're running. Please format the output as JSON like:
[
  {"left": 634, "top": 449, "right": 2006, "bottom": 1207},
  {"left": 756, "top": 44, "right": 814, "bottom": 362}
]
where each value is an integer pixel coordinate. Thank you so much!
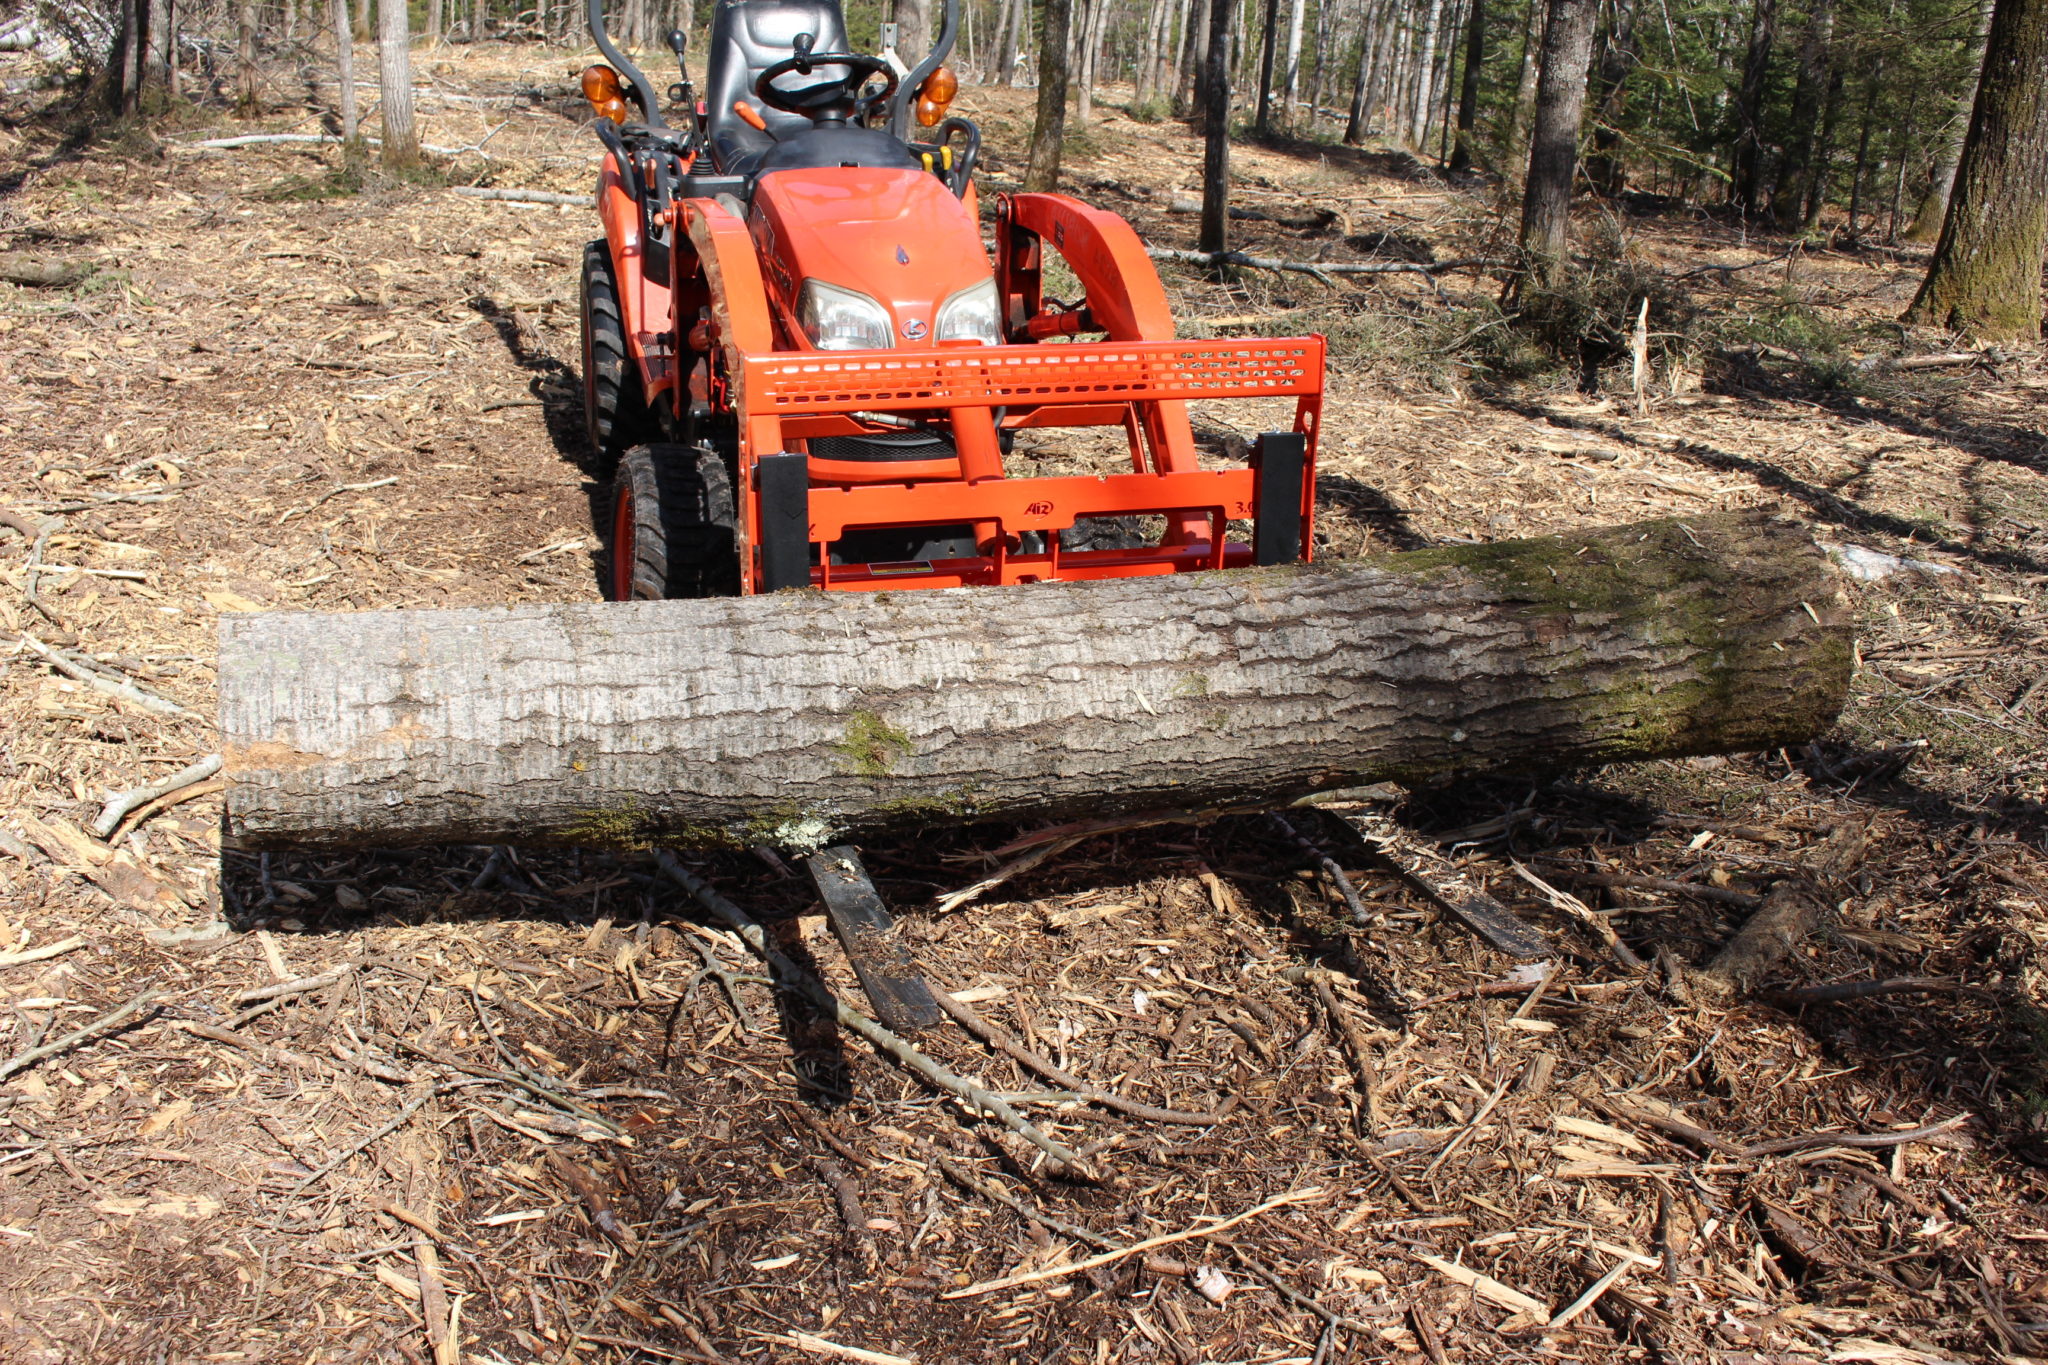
[{"left": 808, "top": 430, "right": 958, "bottom": 463}]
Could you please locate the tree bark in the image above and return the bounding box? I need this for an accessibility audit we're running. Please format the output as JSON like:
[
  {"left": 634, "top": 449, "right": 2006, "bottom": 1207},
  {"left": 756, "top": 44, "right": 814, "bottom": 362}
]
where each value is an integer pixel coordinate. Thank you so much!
[
  {"left": 1516, "top": 0, "right": 1599, "bottom": 289},
  {"left": 220, "top": 510, "right": 1853, "bottom": 853},
  {"left": 1343, "top": 5, "right": 1375, "bottom": 143},
  {"left": 1903, "top": 0, "right": 1995, "bottom": 243},
  {"left": 1583, "top": 0, "right": 1638, "bottom": 194},
  {"left": 1902, "top": 0, "right": 2048, "bottom": 340},
  {"left": 896, "top": 0, "right": 933, "bottom": 65},
  {"left": 1446, "top": 0, "right": 1482, "bottom": 169},
  {"left": 333, "top": 0, "right": 358, "bottom": 140},
  {"left": 1199, "top": 0, "right": 1234, "bottom": 250},
  {"left": 1025, "top": 0, "right": 1073, "bottom": 190},
  {"left": 237, "top": 0, "right": 259, "bottom": 110},
  {"left": 378, "top": 0, "right": 419, "bottom": 168}
]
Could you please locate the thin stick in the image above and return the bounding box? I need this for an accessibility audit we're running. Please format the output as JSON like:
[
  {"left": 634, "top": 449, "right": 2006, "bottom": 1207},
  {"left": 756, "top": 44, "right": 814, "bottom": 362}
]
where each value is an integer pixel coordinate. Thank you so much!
[
  {"left": 1548, "top": 1260, "right": 1633, "bottom": 1328},
  {"left": 0, "top": 989, "right": 160, "bottom": 1081},
  {"left": 109, "top": 780, "right": 226, "bottom": 844},
  {"left": 940, "top": 1188, "right": 1323, "bottom": 1298},
  {"left": 1269, "top": 813, "right": 1373, "bottom": 924},
  {"left": 1742, "top": 1113, "right": 1970, "bottom": 1158},
  {"left": 932, "top": 834, "right": 1085, "bottom": 915},
  {"left": 653, "top": 852, "right": 1083, "bottom": 1171},
  {"left": 0, "top": 936, "right": 86, "bottom": 969},
  {"left": 233, "top": 960, "right": 360, "bottom": 1005},
  {"left": 930, "top": 989, "right": 1228, "bottom": 1126},
  {"left": 1149, "top": 246, "right": 1505, "bottom": 278},
  {"left": 285, "top": 1083, "right": 459, "bottom": 1195},
  {"left": 1762, "top": 976, "right": 1988, "bottom": 1006},
  {"left": 1421, "top": 1075, "right": 1512, "bottom": 1179},
  {"left": 451, "top": 186, "right": 594, "bottom": 206},
  {"left": 93, "top": 755, "right": 222, "bottom": 837},
  {"left": 13, "top": 634, "right": 189, "bottom": 716},
  {"left": 936, "top": 1154, "right": 1123, "bottom": 1251}
]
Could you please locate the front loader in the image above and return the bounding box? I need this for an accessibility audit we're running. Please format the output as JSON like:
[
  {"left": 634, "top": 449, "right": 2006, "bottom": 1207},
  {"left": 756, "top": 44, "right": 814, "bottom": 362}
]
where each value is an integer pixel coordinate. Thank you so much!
[{"left": 573, "top": 0, "right": 1324, "bottom": 600}]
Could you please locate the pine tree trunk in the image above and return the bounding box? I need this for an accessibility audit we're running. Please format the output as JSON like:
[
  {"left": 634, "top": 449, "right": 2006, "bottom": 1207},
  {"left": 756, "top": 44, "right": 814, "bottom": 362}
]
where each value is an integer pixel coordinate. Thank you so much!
[
  {"left": 1904, "top": 0, "right": 1995, "bottom": 242},
  {"left": 1730, "top": 0, "right": 1776, "bottom": 213},
  {"left": 1771, "top": 0, "right": 1833, "bottom": 226},
  {"left": 1801, "top": 64, "right": 1844, "bottom": 228},
  {"left": 144, "top": 0, "right": 168, "bottom": 93},
  {"left": 1446, "top": 0, "right": 1482, "bottom": 169},
  {"left": 1026, "top": 0, "right": 1073, "bottom": 189},
  {"left": 117, "top": 0, "right": 142, "bottom": 114},
  {"left": 357, "top": 0, "right": 371, "bottom": 42},
  {"left": 1343, "top": 1, "right": 1374, "bottom": 142},
  {"left": 999, "top": 0, "right": 1026, "bottom": 85},
  {"left": 378, "top": 0, "right": 419, "bottom": 166},
  {"left": 1583, "top": 1, "right": 1637, "bottom": 194},
  {"left": 427, "top": 0, "right": 442, "bottom": 45},
  {"left": 1516, "top": 0, "right": 1598, "bottom": 286},
  {"left": 1076, "top": 0, "right": 1105, "bottom": 125},
  {"left": 332, "top": 0, "right": 358, "bottom": 138},
  {"left": 1199, "top": 0, "right": 1233, "bottom": 249},
  {"left": 1902, "top": 0, "right": 2048, "bottom": 340},
  {"left": 219, "top": 511, "right": 1854, "bottom": 853}
]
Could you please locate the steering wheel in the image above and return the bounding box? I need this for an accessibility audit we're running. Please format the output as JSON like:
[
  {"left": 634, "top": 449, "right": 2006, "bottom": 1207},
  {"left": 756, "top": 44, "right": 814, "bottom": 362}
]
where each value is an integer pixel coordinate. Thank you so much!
[{"left": 755, "top": 36, "right": 896, "bottom": 122}]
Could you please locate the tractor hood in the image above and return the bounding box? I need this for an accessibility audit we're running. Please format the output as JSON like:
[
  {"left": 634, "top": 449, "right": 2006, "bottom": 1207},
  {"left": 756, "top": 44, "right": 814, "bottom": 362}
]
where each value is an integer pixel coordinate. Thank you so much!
[{"left": 750, "top": 167, "right": 992, "bottom": 349}]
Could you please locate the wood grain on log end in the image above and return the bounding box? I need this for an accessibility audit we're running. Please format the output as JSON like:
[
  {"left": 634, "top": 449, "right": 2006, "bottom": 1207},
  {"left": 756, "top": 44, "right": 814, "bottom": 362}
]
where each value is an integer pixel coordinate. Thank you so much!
[{"left": 218, "top": 509, "right": 1853, "bottom": 851}]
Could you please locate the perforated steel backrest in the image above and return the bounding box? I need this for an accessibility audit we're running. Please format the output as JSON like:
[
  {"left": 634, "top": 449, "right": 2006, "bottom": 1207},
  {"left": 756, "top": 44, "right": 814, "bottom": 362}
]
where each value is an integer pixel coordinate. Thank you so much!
[{"left": 703, "top": 0, "right": 854, "bottom": 155}]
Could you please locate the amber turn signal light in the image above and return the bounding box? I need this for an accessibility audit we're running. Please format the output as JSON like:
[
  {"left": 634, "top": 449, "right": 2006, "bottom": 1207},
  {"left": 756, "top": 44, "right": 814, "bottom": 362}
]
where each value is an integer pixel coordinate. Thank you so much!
[
  {"left": 581, "top": 64, "right": 628, "bottom": 123},
  {"left": 915, "top": 64, "right": 958, "bottom": 126}
]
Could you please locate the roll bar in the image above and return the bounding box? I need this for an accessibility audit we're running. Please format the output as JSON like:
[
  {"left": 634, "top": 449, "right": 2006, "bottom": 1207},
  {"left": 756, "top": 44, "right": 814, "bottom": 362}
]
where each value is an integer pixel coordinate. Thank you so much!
[
  {"left": 586, "top": 0, "right": 669, "bottom": 128},
  {"left": 886, "top": 0, "right": 959, "bottom": 139}
]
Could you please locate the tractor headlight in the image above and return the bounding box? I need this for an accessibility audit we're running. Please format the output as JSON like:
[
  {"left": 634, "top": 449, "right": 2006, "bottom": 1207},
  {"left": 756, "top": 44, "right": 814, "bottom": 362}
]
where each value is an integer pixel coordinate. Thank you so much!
[
  {"left": 799, "top": 279, "right": 893, "bottom": 352},
  {"left": 935, "top": 278, "right": 1002, "bottom": 345}
]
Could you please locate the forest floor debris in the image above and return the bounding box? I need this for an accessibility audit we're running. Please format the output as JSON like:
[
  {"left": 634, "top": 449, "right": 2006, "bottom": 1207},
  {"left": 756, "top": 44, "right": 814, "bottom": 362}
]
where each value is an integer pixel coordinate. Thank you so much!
[{"left": 1, "top": 41, "right": 2046, "bottom": 1365}]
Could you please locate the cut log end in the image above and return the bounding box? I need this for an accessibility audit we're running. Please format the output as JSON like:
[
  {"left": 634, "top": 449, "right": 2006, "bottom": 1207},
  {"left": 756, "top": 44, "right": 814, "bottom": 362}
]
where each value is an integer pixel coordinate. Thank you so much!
[{"left": 219, "top": 509, "right": 1854, "bottom": 852}]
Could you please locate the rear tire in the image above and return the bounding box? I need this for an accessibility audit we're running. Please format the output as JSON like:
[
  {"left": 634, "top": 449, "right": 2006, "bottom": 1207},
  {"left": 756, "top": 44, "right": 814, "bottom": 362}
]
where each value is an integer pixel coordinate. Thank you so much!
[
  {"left": 609, "top": 444, "right": 739, "bottom": 601},
  {"left": 581, "top": 240, "right": 658, "bottom": 475}
]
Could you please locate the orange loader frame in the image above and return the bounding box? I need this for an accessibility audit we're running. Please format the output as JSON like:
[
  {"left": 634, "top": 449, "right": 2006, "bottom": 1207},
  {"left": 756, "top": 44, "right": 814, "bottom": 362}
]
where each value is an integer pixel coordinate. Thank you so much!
[{"left": 598, "top": 149, "right": 1326, "bottom": 595}]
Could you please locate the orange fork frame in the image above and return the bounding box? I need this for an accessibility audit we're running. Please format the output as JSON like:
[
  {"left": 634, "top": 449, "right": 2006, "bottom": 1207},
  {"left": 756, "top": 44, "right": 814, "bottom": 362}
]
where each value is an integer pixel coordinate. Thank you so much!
[{"left": 642, "top": 181, "right": 1325, "bottom": 594}]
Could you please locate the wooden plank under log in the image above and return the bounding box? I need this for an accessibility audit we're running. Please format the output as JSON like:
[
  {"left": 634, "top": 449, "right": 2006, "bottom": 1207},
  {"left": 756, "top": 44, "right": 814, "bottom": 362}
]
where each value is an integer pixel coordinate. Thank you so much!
[
  {"left": 805, "top": 846, "right": 943, "bottom": 1033},
  {"left": 217, "top": 510, "right": 1853, "bottom": 852}
]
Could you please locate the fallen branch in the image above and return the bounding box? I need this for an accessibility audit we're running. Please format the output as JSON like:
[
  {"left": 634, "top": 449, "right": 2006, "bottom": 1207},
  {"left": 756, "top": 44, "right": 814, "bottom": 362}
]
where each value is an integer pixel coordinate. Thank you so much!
[
  {"left": 167, "top": 132, "right": 496, "bottom": 157},
  {"left": 653, "top": 851, "right": 1084, "bottom": 1172},
  {"left": 929, "top": 988, "right": 1229, "bottom": 1126},
  {"left": 1149, "top": 246, "right": 1504, "bottom": 280},
  {"left": 451, "top": 186, "right": 594, "bottom": 206},
  {"left": 285, "top": 1082, "right": 463, "bottom": 1194},
  {"left": 0, "top": 989, "right": 160, "bottom": 1082},
  {"left": 0, "top": 935, "right": 85, "bottom": 968},
  {"left": 0, "top": 254, "right": 86, "bottom": 288},
  {"left": 1704, "top": 822, "right": 1865, "bottom": 993},
  {"left": 13, "top": 633, "right": 190, "bottom": 717},
  {"left": 940, "top": 1188, "right": 1323, "bottom": 1298},
  {"left": 233, "top": 959, "right": 360, "bottom": 1005},
  {"left": 1761, "top": 976, "right": 1990, "bottom": 1007},
  {"left": 1742, "top": 1113, "right": 1971, "bottom": 1158},
  {"left": 107, "top": 779, "right": 226, "bottom": 844},
  {"left": 93, "top": 755, "right": 223, "bottom": 838}
]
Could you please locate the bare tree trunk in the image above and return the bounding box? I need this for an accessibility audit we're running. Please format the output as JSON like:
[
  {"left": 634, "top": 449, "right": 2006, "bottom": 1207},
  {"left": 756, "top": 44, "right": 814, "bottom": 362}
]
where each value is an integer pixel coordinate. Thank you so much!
[
  {"left": 1446, "top": 0, "right": 1482, "bottom": 169},
  {"left": 1583, "top": 0, "right": 1638, "bottom": 194},
  {"left": 1904, "top": 0, "right": 1994, "bottom": 242},
  {"left": 1507, "top": 0, "right": 1542, "bottom": 155},
  {"left": 1076, "top": 0, "right": 1105, "bottom": 125},
  {"left": 1515, "top": 0, "right": 1599, "bottom": 289},
  {"left": 1178, "top": 0, "right": 1211, "bottom": 110},
  {"left": 1282, "top": 0, "right": 1307, "bottom": 124},
  {"left": 896, "top": 0, "right": 932, "bottom": 65},
  {"left": 1199, "top": 0, "right": 1233, "bottom": 249},
  {"left": 218, "top": 512, "right": 1853, "bottom": 853},
  {"left": 1255, "top": 0, "right": 1282, "bottom": 131},
  {"left": 999, "top": 0, "right": 1027, "bottom": 85},
  {"left": 428, "top": 0, "right": 443, "bottom": 45},
  {"left": 285, "top": 0, "right": 298, "bottom": 43},
  {"left": 1903, "top": 0, "right": 2048, "bottom": 340},
  {"left": 1730, "top": 0, "right": 1776, "bottom": 213},
  {"left": 1801, "top": 64, "right": 1845, "bottom": 228},
  {"left": 378, "top": 0, "right": 419, "bottom": 167},
  {"left": 117, "top": 0, "right": 142, "bottom": 114},
  {"left": 237, "top": 0, "right": 259, "bottom": 110},
  {"left": 357, "top": 0, "right": 371, "bottom": 41},
  {"left": 1025, "top": 0, "right": 1073, "bottom": 189},
  {"left": 1408, "top": 0, "right": 1443, "bottom": 148},
  {"left": 333, "top": 0, "right": 358, "bottom": 140},
  {"left": 144, "top": 0, "right": 169, "bottom": 94},
  {"left": 1343, "top": 2, "right": 1374, "bottom": 142}
]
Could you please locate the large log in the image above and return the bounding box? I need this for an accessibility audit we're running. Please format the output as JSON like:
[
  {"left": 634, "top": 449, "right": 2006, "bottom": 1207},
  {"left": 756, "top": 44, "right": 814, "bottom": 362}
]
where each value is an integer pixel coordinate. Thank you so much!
[{"left": 219, "top": 509, "right": 1853, "bottom": 851}]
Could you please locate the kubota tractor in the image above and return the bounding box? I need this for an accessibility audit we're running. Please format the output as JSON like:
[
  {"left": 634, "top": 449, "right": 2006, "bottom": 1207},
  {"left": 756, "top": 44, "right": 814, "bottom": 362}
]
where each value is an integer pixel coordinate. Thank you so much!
[{"left": 577, "top": 0, "right": 1324, "bottom": 600}]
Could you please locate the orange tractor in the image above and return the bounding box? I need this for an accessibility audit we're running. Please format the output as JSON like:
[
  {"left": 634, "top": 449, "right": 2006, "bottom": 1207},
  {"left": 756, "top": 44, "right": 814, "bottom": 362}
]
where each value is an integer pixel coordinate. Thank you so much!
[{"left": 578, "top": 0, "right": 1325, "bottom": 600}]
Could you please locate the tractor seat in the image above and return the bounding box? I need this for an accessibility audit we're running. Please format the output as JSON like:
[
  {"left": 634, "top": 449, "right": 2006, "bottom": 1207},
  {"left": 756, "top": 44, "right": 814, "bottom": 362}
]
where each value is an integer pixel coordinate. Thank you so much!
[{"left": 705, "top": 0, "right": 899, "bottom": 179}]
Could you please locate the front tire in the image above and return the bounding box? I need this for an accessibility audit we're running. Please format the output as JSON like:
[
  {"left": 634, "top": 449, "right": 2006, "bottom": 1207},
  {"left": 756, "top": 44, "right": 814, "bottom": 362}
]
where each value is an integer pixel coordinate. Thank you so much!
[
  {"left": 580, "top": 240, "right": 658, "bottom": 475},
  {"left": 608, "top": 445, "right": 739, "bottom": 601}
]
